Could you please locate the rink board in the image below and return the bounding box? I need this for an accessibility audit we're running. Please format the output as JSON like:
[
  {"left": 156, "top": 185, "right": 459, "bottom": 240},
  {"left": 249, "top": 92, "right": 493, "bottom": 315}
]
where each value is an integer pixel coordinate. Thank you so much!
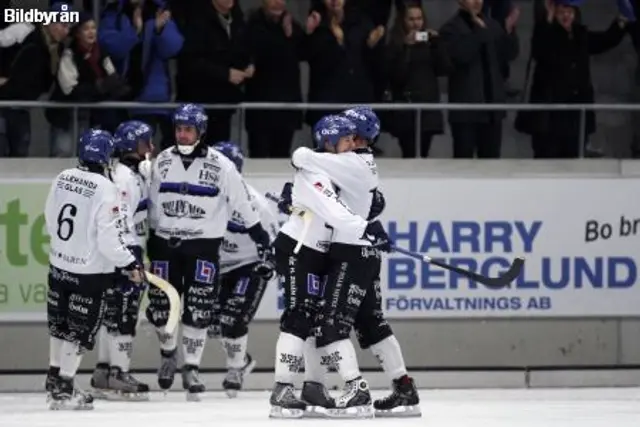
[{"left": 1, "top": 177, "right": 640, "bottom": 321}]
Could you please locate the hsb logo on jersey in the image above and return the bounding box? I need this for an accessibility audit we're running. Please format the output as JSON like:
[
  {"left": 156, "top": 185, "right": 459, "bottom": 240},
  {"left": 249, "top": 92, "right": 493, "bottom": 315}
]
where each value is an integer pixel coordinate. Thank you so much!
[
  {"left": 307, "top": 274, "right": 327, "bottom": 297},
  {"left": 195, "top": 259, "right": 216, "bottom": 284}
]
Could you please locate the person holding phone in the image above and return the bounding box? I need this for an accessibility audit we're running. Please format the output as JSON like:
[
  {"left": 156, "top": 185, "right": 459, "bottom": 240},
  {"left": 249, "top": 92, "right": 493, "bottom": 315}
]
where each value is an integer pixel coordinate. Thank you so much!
[{"left": 385, "top": 1, "right": 451, "bottom": 158}]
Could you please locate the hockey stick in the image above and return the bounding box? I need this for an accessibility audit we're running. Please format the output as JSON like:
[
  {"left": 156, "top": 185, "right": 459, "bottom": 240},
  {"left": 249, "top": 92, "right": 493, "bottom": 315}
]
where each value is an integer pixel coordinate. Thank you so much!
[
  {"left": 144, "top": 271, "right": 181, "bottom": 334},
  {"left": 265, "top": 192, "right": 312, "bottom": 254},
  {"left": 392, "top": 246, "right": 524, "bottom": 289}
]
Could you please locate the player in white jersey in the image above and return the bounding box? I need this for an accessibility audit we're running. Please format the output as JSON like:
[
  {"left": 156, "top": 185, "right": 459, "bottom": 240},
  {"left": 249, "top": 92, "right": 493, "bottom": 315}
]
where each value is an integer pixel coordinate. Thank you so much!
[
  {"left": 205, "top": 142, "right": 279, "bottom": 397},
  {"left": 44, "top": 129, "right": 144, "bottom": 410},
  {"left": 146, "top": 104, "right": 272, "bottom": 400},
  {"left": 91, "top": 120, "right": 154, "bottom": 399},
  {"left": 269, "top": 116, "right": 392, "bottom": 418},
  {"left": 300, "top": 108, "right": 421, "bottom": 417}
]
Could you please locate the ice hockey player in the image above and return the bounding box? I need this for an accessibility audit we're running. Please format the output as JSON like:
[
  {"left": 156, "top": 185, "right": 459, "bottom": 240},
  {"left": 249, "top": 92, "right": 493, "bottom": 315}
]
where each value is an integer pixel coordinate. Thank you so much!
[
  {"left": 204, "top": 142, "right": 280, "bottom": 397},
  {"left": 44, "top": 129, "right": 144, "bottom": 410},
  {"left": 268, "top": 116, "right": 392, "bottom": 418},
  {"left": 91, "top": 120, "right": 155, "bottom": 400},
  {"left": 145, "top": 104, "right": 271, "bottom": 400},
  {"left": 300, "top": 107, "right": 421, "bottom": 417}
]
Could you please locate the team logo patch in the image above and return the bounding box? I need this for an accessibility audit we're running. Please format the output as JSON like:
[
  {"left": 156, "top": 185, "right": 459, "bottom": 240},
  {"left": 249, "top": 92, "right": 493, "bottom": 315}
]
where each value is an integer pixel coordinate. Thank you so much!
[
  {"left": 307, "top": 274, "right": 327, "bottom": 297},
  {"left": 195, "top": 259, "right": 216, "bottom": 284},
  {"left": 151, "top": 261, "right": 169, "bottom": 280}
]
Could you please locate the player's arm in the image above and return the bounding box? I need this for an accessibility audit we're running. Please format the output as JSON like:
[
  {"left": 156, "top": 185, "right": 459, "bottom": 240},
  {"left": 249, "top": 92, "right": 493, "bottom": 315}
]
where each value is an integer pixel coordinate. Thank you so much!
[
  {"left": 147, "top": 157, "right": 161, "bottom": 232},
  {"left": 118, "top": 175, "right": 140, "bottom": 246},
  {"left": 296, "top": 173, "right": 368, "bottom": 238},
  {"left": 44, "top": 180, "right": 58, "bottom": 237},
  {"left": 291, "top": 147, "right": 359, "bottom": 193},
  {"left": 224, "top": 165, "right": 270, "bottom": 253},
  {"left": 96, "top": 184, "right": 137, "bottom": 268}
]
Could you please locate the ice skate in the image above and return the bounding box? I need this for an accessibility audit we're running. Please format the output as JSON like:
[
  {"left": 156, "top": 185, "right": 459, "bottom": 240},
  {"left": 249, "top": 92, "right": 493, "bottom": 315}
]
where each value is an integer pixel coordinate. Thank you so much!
[
  {"left": 301, "top": 381, "right": 336, "bottom": 418},
  {"left": 222, "top": 353, "right": 256, "bottom": 398},
  {"left": 107, "top": 367, "right": 150, "bottom": 401},
  {"left": 157, "top": 349, "right": 178, "bottom": 391},
  {"left": 182, "top": 364, "right": 205, "bottom": 401},
  {"left": 45, "top": 366, "right": 60, "bottom": 402},
  {"left": 90, "top": 363, "right": 111, "bottom": 399},
  {"left": 269, "top": 382, "right": 307, "bottom": 418},
  {"left": 48, "top": 376, "right": 94, "bottom": 411},
  {"left": 374, "top": 375, "right": 421, "bottom": 417},
  {"left": 326, "top": 377, "right": 373, "bottom": 419}
]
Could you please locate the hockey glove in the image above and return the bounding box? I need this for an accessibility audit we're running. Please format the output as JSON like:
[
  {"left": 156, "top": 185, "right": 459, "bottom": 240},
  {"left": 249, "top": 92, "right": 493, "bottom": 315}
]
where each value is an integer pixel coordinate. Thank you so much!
[
  {"left": 122, "top": 259, "right": 145, "bottom": 285},
  {"left": 252, "top": 244, "right": 276, "bottom": 281},
  {"left": 367, "top": 189, "right": 386, "bottom": 220},
  {"left": 277, "top": 182, "right": 293, "bottom": 215},
  {"left": 247, "top": 223, "right": 271, "bottom": 258},
  {"left": 363, "top": 220, "right": 393, "bottom": 252},
  {"left": 226, "top": 220, "right": 247, "bottom": 233}
]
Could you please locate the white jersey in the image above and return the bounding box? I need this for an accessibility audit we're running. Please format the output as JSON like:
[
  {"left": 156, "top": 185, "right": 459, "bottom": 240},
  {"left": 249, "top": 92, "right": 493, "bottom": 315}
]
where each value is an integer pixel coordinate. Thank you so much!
[
  {"left": 291, "top": 147, "right": 378, "bottom": 246},
  {"left": 148, "top": 146, "right": 260, "bottom": 241},
  {"left": 44, "top": 167, "right": 136, "bottom": 275},
  {"left": 220, "top": 185, "right": 279, "bottom": 273},
  {"left": 111, "top": 162, "right": 148, "bottom": 247},
  {"left": 279, "top": 167, "right": 369, "bottom": 253}
]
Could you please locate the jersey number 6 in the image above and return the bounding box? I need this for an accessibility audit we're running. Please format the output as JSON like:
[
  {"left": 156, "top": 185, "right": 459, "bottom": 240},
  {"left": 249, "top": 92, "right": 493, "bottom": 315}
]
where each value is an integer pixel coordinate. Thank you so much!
[{"left": 57, "top": 203, "right": 77, "bottom": 241}]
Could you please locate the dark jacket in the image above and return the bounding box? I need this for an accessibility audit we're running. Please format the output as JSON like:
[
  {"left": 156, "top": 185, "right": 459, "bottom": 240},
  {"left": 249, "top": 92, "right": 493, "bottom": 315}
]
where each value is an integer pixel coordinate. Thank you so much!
[
  {"left": 175, "top": 2, "right": 250, "bottom": 115},
  {"left": 244, "top": 9, "right": 305, "bottom": 132},
  {"left": 99, "top": 0, "right": 184, "bottom": 115},
  {"left": 439, "top": 10, "right": 519, "bottom": 124},
  {"left": 386, "top": 34, "right": 452, "bottom": 136},
  {"left": 310, "top": 0, "right": 421, "bottom": 27},
  {"left": 305, "top": 10, "right": 377, "bottom": 125},
  {"left": 517, "top": 20, "right": 625, "bottom": 137},
  {"left": 0, "top": 25, "right": 58, "bottom": 100}
]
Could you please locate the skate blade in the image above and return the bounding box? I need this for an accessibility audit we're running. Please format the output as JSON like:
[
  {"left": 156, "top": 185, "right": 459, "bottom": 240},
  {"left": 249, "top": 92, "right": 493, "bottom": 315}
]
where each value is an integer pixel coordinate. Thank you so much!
[
  {"left": 186, "top": 391, "right": 203, "bottom": 402},
  {"left": 303, "top": 406, "right": 329, "bottom": 418},
  {"left": 326, "top": 405, "right": 374, "bottom": 419},
  {"left": 269, "top": 406, "right": 305, "bottom": 419},
  {"left": 48, "top": 400, "right": 94, "bottom": 411},
  {"left": 224, "top": 388, "right": 239, "bottom": 399},
  {"left": 91, "top": 388, "right": 111, "bottom": 400},
  {"left": 375, "top": 405, "right": 422, "bottom": 418},
  {"left": 105, "top": 391, "right": 150, "bottom": 402}
]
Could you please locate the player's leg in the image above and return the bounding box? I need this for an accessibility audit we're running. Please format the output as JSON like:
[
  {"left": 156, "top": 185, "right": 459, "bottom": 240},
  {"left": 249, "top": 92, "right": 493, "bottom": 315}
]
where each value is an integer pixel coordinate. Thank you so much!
[
  {"left": 354, "top": 274, "right": 420, "bottom": 417},
  {"left": 145, "top": 236, "right": 184, "bottom": 391},
  {"left": 102, "top": 276, "right": 149, "bottom": 399},
  {"left": 269, "top": 235, "right": 324, "bottom": 418},
  {"left": 46, "top": 266, "right": 68, "bottom": 399},
  {"left": 48, "top": 269, "right": 111, "bottom": 410},
  {"left": 179, "top": 238, "right": 222, "bottom": 400},
  {"left": 219, "top": 263, "right": 265, "bottom": 397},
  {"left": 314, "top": 250, "right": 381, "bottom": 418},
  {"left": 90, "top": 287, "right": 116, "bottom": 396}
]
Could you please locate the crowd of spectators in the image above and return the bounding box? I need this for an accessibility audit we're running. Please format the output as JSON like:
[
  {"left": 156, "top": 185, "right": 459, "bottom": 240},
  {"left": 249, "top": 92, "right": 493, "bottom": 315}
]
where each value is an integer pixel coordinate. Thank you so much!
[{"left": 0, "top": 0, "right": 636, "bottom": 158}]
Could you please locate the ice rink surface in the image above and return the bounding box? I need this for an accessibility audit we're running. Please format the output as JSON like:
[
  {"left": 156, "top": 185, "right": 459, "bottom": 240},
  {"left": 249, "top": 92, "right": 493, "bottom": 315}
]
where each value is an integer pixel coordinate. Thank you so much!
[{"left": 1, "top": 388, "right": 638, "bottom": 427}]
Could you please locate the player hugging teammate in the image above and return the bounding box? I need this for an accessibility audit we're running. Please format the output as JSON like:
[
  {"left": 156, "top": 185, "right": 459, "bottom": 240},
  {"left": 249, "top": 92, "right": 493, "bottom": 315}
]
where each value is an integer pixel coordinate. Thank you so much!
[{"left": 270, "top": 107, "right": 420, "bottom": 419}]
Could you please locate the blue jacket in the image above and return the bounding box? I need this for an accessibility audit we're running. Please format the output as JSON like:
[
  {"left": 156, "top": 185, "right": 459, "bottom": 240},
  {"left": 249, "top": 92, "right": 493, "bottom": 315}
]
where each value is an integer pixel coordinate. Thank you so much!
[{"left": 98, "top": 0, "right": 183, "bottom": 115}]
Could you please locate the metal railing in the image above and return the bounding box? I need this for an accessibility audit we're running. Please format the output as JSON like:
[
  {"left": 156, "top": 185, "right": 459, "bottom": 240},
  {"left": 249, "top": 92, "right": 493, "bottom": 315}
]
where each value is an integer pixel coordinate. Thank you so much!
[{"left": 1, "top": 100, "right": 637, "bottom": 157}]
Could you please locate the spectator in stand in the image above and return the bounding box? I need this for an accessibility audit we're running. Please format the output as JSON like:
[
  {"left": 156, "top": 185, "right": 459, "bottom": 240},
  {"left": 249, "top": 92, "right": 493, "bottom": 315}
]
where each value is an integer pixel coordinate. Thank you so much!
[
  {"left": 244, "top": 0, "right": 306, "bottom": 158},
  {"left": 305, "top": 0, "right": 385, "bottom": 130},
  {"left": 99, "top": 0, "right": 183, "bottom": 150},
  {"left": 483, "top": 0, "right": 520, "bottom": 98},
  {"left": 0, "top": 2, "right": 70, "bottom": 157},
  {"left": 386, "top": 1, "right": 451, "bottom": 158},
  {"left": 310, "top": 0, "right": 422, "bottom": 28},
  {"left": 46, "top": 13, "right": 130, "bottom": 156},
  {"left": 176, "top": 0, "right": 252, "bottom": 145},
  {"left": 440, "top": 0, "right": 519, "bottom": 158},
  {"left": 515, "top": 0, "right": 627, "bottom": 158}
]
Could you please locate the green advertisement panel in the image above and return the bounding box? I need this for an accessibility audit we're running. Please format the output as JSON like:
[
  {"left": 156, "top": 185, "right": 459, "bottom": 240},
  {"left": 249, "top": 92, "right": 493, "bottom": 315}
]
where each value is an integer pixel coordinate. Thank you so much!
[{"left": 0, "top": 180, "right": 51, "bottom": 321}]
